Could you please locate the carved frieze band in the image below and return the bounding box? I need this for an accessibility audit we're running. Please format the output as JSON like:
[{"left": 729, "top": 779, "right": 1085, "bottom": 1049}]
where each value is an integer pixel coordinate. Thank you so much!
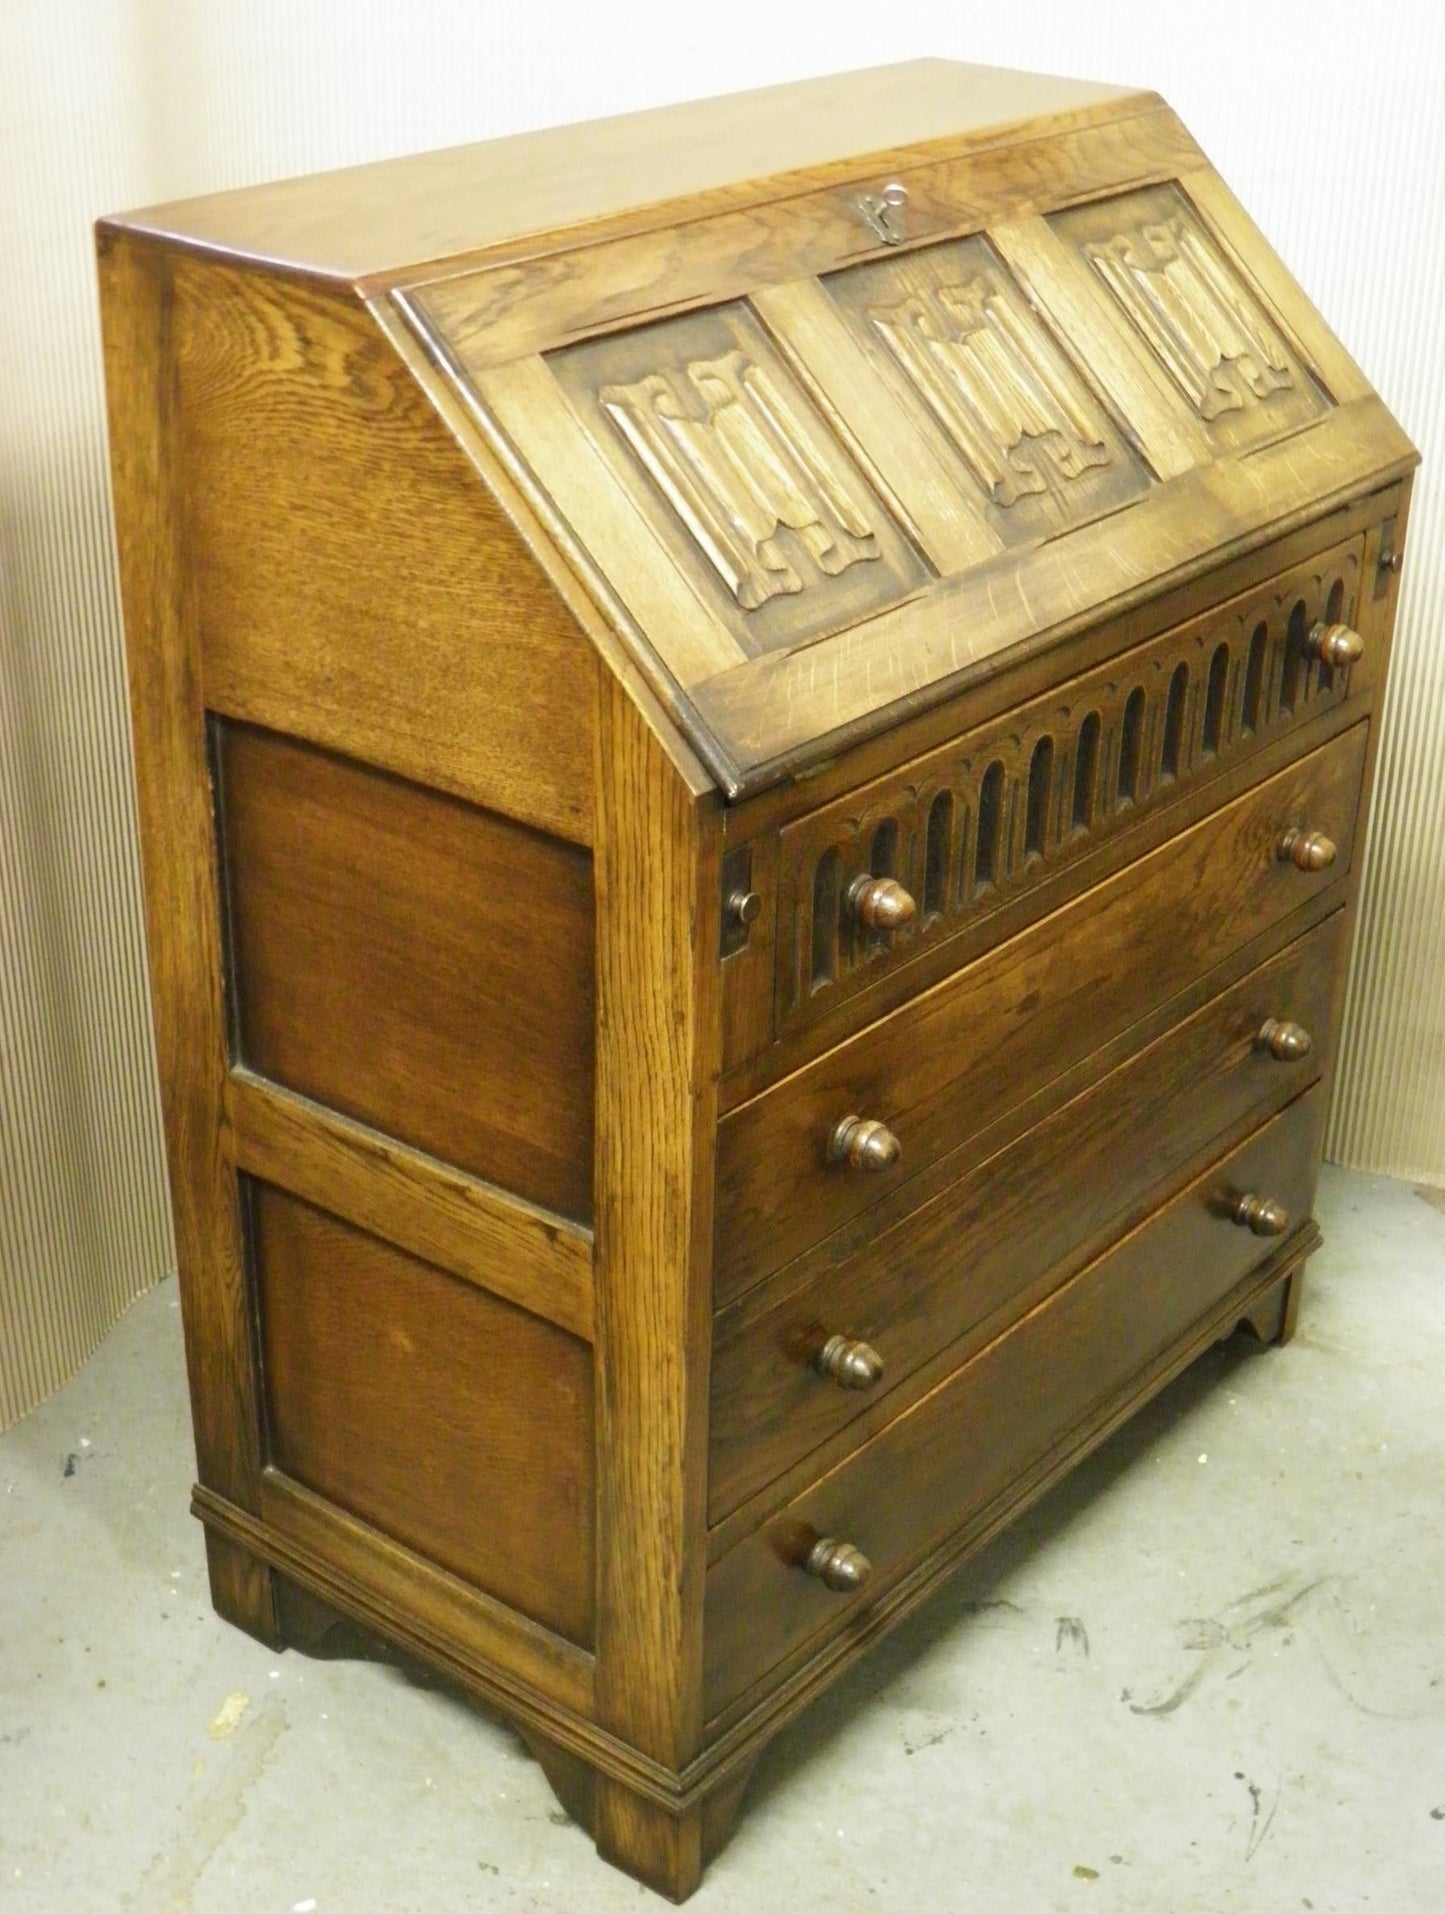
[
  {"left": 866, "top": 272, "right": 1112, "bottom": 506},
  {"left": 598, "top": 348, "right": 881, "bottom": 611}
]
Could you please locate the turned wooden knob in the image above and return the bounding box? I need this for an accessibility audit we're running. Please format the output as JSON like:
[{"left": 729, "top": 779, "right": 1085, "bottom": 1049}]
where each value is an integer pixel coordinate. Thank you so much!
[
  {"left": 804, "top": 1536, "right": 873, "bottom": 1592},
  {"left": 827, "top": 1115, "right": 901, "bottom": 1173},
  {"left": 815, "top": 1333, "right": 884, "bottom": 1390},
  {"left": 846, "top": 874, "right": 916, "bottom": 932},
  {"left": 726, "top": 887, "right": 761, "bottom": 930},
  {"left": 1305, "top": 621, "right": 1364, "bottom": 669},
  {"left": 1256, "top": 1017, "right": 1312, "bottom": 1062},
  {"left": 1232, "top": 1192, "right": 1289, "bottom": 1237},
  {"left": 1278, "top": 827, "right": 1337, "bottom": 872}
]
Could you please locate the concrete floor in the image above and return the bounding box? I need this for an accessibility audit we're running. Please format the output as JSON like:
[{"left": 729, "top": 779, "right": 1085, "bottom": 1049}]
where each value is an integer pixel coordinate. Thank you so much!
[{"left": 2, "top": 1163, "right": 1443, "bottom": 1914}]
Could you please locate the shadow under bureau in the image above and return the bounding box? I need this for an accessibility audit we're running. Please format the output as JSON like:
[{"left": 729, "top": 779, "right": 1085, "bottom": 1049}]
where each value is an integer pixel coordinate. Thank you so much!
[{"left": 97, "top": 58, "right": 1417, "bottom": 1900}]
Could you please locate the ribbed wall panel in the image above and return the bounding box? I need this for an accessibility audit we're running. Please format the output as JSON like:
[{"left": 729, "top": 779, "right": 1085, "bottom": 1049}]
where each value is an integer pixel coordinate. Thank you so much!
[{"left": 2, "top": 3, "right": 1440, "bottom": 1427}]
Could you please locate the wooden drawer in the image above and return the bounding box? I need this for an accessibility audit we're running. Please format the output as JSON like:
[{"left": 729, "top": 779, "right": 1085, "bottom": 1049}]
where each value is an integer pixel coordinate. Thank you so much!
[
  {"left": 710, "top": 909, "right": 1344, "bottom": 1525},
  {"left": 704, "top": 1086, "right": 1325, "bottom": 1721},
  {"left": 770, "top": 536, "right": 1367, "bottom": 1042},
  {"left": 715, "top": 721, "right": 1366, "bottom": 1302}
]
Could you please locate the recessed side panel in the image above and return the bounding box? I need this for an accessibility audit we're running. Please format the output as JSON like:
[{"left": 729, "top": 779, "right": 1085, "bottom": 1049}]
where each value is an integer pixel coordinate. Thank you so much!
[
  {"left": 823, "top": 235, "right": 1152, "bottom": 549},
  {"left": 1050, "top": 183, "right": 1331, "bottom": 455},
  {"left": 253, "top": 1184, "right": 595, "bottom": 1647},
  {"left": 547, "top": 302, "right": 929, "bottom": 657},
  {"left": 217, "top": 721, "right": 596, "bottom": 1222}
]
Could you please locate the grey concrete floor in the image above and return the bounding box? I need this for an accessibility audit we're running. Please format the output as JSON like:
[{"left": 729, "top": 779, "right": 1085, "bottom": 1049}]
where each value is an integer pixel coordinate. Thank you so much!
[{"left": 2, "top": 1162, "right": 1443, "bottom": 1913}]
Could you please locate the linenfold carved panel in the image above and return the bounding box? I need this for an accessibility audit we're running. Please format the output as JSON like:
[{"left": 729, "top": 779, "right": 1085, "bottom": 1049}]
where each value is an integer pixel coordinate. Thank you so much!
[
  {"left": 1052, "top": 184, "right": 1330, "bottom": 453},
  {"left": 548, "top": 304, "right": 927, "bottom": 657},
  {"left": 597, "top": 350, "right": 879, "bottom": 612},
  {"left": 866, "top": 273, "right": 1112, "bottom": 505},
  {"left": 824, "top": 235, "right": 1151, "bottom": 547}
]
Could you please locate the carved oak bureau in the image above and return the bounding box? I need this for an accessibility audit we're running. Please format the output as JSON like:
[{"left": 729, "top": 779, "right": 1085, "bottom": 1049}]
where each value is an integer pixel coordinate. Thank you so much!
[{"left": 98, "top": 60, "right": 1416, "bottom": 1900}]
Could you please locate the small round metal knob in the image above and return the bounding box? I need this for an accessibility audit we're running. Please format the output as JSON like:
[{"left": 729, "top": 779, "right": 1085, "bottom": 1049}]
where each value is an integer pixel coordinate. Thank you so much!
[
  {"left": 1232, "top": 1192, "right": 1289, "bottom": 1237},
  {"left": 1306, "top": 622, "right": 1365, "bottom": 669},
  {"left": 815, "top": 1333, "right": 885, "bottom": 1391},
  {"left": 1379, "top": 548, "right": 1403, "bottom": 576},
  {"left": 1278, "top": 827, "right": 1337, "bottom": 872},
  {"left": 827, "top": 1115, "right": 901, "bottom": 1174},
  {"left": 1256, "top": 1017, "right": 1312, "bottom": 1062},
  {"left": 726, "top": 887, "right": 761, "bottom": 929},
  {"left": 846, "top": 874, "right": 916, "bottom": 932},
  {"left": 804, "top": 1536, "right": 873, "bottom": 1593}
]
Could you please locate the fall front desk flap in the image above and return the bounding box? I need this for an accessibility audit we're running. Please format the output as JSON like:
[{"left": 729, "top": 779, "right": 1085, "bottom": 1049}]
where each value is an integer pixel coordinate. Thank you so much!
[{"left": 399, "top": 94, "right": 1414, "bottom": 797}]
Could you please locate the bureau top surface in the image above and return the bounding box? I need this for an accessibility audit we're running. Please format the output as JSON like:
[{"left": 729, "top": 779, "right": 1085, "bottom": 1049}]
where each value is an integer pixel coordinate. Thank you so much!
[
  {"left": 103, "top": 61, "right": 1132, "bottom": 279},
  {"left": 103, "top": 62, "right": 1416, "bottom": 800}
]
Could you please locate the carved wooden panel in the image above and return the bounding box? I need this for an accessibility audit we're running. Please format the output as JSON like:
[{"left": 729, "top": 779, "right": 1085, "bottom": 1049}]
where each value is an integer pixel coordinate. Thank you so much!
[
  {"left": 547, "top": 303, "right": 927, "bottom": 656},
  {"left": 774, "top": 535, "right": 1365, "bottom": 1033},
  {"left": 1051, "top": 184, "right": 1330, "bottom": 454},
  {"left": 822, "top": 235, "right": 1151, "bottom": 548}
]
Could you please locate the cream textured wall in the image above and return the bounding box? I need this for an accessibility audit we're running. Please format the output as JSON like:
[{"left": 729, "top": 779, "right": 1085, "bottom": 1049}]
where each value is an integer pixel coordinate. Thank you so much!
[{"left": 1, "top": 0, "right": 1440, "bottom": 1425}]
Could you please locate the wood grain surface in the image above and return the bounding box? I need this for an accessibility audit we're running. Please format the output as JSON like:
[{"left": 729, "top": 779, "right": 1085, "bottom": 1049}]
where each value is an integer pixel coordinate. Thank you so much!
[
  {"left": 224, "top": 1070, "right": 594, "bottom": 1341},
  {"left": 255, "top": 1185, "right": 595, "bottom": 1646},
  {"left": 218, "top": 721, "right": 596, "bottom": 1221},
  {"left": 710, "top": 910, "right": 1344, "bottom": 1522},
  {"left": 415, "top": 101, "right": 1195, "bottom": 370},
  {"left": 588, "top": 679, "right": 723, "bottom": 1895},
  {"left": 97, "top": 227, "right": 282, "bottom": 1644},
  {"left": 715, "top": 722, "right": 1366, "bottom": 1301},
  {"left": 104, "top": 62, "right": 1142, "bottom": 281},
  {"left": 705, "top": 1087, "right": 1325, "bottom": 1718},
  {"left": 171, "top": 256, "right": 597, "bottom": 842}
]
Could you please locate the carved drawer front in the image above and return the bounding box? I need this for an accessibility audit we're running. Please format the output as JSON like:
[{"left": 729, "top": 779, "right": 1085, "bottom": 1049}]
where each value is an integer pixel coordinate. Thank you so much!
[
  {"left": 774, "top": 535, "right": 1365, "bottom": 1037},
  {"left": 705, "top": 1085, "right": 1325, "bottom": 1721},
  {"left": 716, "top": 721, "right": 1366, "bottom": 1304},
  {"left": 710, "top": 909, "right": 1343, "bottom": 1526}
]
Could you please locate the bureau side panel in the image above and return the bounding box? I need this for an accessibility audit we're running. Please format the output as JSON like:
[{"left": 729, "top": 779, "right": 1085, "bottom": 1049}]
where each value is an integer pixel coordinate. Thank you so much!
[
  {"left": 97, "top": 228, "right": 281, "bottom": 1643},
  {"left": 217, "top": 722, "right": 595, "bottom": 1222},
  {"left": 253, "top": 1186, "right": 595, "bottom": 1646},
  {"left": 169, "top": 253, "right": 597, "bottom": 844}
]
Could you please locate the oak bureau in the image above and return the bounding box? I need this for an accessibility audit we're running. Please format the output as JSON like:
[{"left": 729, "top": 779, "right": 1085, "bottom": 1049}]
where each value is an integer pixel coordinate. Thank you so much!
[{"left": 98, "top": 59, "right": 1416, "bottom": 1900}]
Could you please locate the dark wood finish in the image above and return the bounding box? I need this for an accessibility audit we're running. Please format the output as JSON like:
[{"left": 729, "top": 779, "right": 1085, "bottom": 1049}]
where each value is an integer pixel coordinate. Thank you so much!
[
  {"left": 710, "top": 910, "right": 1344, "bottom": 1525},
  {"left": 255, "top": 1471, "right": 595, "bottom": 1712},
  {"left": 702, "top": 1219, "right": 1320, "bottom": 1753},
  {"left": 219, "top": 721, "right": 595, "bottom": 1221},
  {"left": 1307, "top": 623, "right": 1364, "bottom": 668},
  {"left": 764, "top": 533, "right": 1365, "bottom": 1047},
  {"left": 254, "top": 1186, "right": 595, "bottom": 1646},
  {"left": 705, "top": 1088, "right": 1326, "bottom": 1719},
  {"left": 717, "top": 724, "right": 1366, "bottom": 1302},
  {"left": 724, "top": 674, "right": 1377, "bottom": 1106},
  {"left": 224, "top": 1069, "right": 594, "bottom": 1341},
  {"left": 98, "top": 61, "right": 1416, "bottom": 1903}
]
